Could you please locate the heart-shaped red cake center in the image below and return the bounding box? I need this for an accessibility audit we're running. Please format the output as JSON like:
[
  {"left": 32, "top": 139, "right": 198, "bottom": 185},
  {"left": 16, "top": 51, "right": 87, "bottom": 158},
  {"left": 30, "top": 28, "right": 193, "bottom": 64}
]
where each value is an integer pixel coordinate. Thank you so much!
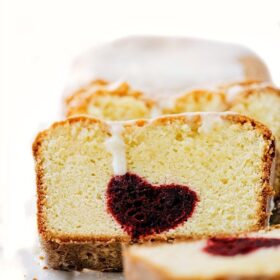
[
  {"left": 204, "top": 237, "right": 280, "bottom": 256},
  {"left": 106, "top": 173, "right": 198, "bottom": 239}
]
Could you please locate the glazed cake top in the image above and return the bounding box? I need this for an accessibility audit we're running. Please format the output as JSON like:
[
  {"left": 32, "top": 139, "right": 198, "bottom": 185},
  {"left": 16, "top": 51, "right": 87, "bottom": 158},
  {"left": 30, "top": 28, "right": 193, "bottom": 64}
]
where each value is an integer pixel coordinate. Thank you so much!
[{"left": 66, "top": 36, "right": 270, "bottom": 97}]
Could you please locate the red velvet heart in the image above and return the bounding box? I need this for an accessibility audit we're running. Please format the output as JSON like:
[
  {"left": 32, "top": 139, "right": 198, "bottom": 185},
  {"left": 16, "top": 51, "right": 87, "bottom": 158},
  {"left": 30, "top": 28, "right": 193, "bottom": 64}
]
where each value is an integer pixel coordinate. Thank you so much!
[
  {"left": 106, "top": 173, "right": 198, "bottom": 239},
  {"left": 204, "top": 237, "right": 280, "bottom": 256}
]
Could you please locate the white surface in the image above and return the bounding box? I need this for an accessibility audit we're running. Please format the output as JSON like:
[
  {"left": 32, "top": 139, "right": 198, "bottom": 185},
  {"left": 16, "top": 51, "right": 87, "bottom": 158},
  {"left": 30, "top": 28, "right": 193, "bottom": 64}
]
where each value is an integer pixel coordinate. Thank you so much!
[
  {"left": 0, "top": 0, "right": 280, "bottom": 279},
  {"left": 67, "top": 36, "right": 251, "bottom": 96},
  {"left": 105, "top": 123, "right": 127, "bottom": 176}
]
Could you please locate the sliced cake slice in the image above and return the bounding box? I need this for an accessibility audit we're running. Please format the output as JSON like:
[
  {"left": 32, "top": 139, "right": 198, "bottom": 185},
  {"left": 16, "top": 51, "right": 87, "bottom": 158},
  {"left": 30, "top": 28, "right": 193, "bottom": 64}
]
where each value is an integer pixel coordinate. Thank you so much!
[
  {"left": 124, "top": 226, "right": 280, "bottom": 280},
  {"left": 167, "top": 82, "right": 280, "bottom": 223},
  {"left": 65, "top": 80, "right": 280, "bottom": 223},
  {"left": 33, "top": 113, "right": 275, "bottom": 271},
  {"left": 226, "top": 84, "right": 280, "bottom": 196},
  {"left": 65, "top": 79, "right": 227, "bottom": 120},
  {"left": 65, "top": 80, "right": 158, "bottom": 121}
]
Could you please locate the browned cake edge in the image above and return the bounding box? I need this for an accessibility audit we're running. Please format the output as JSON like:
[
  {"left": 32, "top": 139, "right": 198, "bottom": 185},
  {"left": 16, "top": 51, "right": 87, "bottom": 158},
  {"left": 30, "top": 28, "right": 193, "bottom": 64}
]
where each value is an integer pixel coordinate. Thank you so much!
[
  {"left": 225, "top": 86, "right": 280, "bottom": 224},
  {"left": 65, "top": 80, "right": 156, "bottom": 118},
  {"left": 32, "top": 114, "right": 275, "bottom": 271},
  {"left": 123, "top": 245, "right": 280, "bottom": 280},
  {"left": 228, "top": 85, "right": 280, "bottom": 106},
  {"left": 123, "top": 226, "right": 280, "bottom": 280}
]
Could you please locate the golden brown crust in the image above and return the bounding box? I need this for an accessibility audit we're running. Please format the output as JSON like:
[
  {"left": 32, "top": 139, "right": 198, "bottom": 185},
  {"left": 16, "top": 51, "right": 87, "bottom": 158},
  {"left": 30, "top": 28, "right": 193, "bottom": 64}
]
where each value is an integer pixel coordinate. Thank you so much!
[
  {"left": 225, "top": 85, "right": 280, "bottom": 218},
  {"left": 223, "top": 114, "right": 275, "bottom": 229},
  {"left": 33, "top": 117, "right": 112, "bottom": 244},
  {"left": 33, "top": 113, "right": 275, "bottom": 271},
  {"left": 65, "top": 79, "right": 156, "bottom": 117},
  {"left": 228, "top": 85, "right": 280, "bottom": 106},
  {"left": 65, "top": 79, "right": 108, "bottom": 105},
  {"left": 163, "top": 89, "right": 227, "bottom": 114}
]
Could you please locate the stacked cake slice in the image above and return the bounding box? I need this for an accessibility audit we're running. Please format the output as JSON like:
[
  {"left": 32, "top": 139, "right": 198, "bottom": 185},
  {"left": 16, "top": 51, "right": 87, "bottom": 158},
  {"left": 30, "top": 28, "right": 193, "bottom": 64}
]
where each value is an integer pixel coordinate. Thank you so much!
[
  {"left": 33, "top": 113, "right": 275, "bottom": 271},
  {"left": 124, "top": 226, "right": 280, "bottom": 280},
  {"left": 65, "top": 80, "right": 280, "bottom": 223},
  {"left": 33, "top": 36, "right": 279, "bottom": 276}
]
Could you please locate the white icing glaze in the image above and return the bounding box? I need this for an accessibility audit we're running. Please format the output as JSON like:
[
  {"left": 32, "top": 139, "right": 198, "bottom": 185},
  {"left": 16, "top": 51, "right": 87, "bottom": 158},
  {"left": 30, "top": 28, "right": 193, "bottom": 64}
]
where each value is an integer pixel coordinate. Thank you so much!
[
  {"left": 66, "top": 36, "right": 255, "bottom": 97},
  {"left": 224, "top": 82, "right": 272, "bottom": 103},
  {"left": 157, "top": 96, "right": 176, "bottom": 110},
  {"left": 150, "top": 106, "right": 162, "bottom": 118},
  {"left": 105, "top": 79, "right": 126, "bottom": 91},
  {"left": 225, "top": 85, "right": 245, "bottom": 102},
  {"left": 105, "top": 123, "right": 127, "bottom": 175},
  {"left": 198, "top": 114, "right": 223, "bottom": 134}
]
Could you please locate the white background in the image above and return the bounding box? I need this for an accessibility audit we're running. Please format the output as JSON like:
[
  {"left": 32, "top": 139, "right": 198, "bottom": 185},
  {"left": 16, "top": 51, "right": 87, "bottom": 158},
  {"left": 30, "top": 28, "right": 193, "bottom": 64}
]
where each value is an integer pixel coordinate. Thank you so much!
[{"left": 1, "top": 0, "right": 280, "bottom": 279}]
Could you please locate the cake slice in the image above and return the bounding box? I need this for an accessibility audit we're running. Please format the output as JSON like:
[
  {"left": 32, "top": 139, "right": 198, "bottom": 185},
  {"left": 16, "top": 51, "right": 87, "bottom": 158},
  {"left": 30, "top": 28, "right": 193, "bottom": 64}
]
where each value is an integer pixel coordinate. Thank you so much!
[
  {"left": 33, "top": 113, "right": 275, "bottom": 271},
  {"left": 65, "top": 79, "right": 227, "bottom": 120},
  {"left": 65, "top": 80, "right": 280, "bottom": 223},
  {"left": 226, "top": 84, "right": 280, "bottom": 188},
  {"left": 170, "top": 82, "right": 280, "bottom": 206},
  {"left": 124, "top": 226, "right": 280, "bottom": 280},
  {"left": 222, "top": 82, "right": 280, "bottom": 224},
  {"left": 65, "top": 80, "right": 158, "bottom": 121}
]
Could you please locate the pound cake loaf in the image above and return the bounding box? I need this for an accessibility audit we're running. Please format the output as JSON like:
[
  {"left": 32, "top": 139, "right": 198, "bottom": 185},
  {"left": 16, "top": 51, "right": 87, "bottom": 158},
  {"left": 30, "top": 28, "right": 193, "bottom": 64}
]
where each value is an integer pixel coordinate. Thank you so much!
[
  {"left": 171, "top": 81, "right": 280, "bottom": 203},
  {"left": 65, "top": 80, "right": 228, "bottom": 120},
  {"left": 66, "top": 36, "right": 271, "bottom": 96},
  {"left": 124, "top": 226, "right": 280, "bottom": 280},
  {"left": 65, "top": 80, "right": 157, "bottom": 121},
  {"left": 33, "top": 113, "right": 275, "bottom": 271},
  {"left": 220, "top": 82, "right": 280, "bottom": 224},
  {"left": 66, "top": 80, "right": 280, "bottom": 223}
]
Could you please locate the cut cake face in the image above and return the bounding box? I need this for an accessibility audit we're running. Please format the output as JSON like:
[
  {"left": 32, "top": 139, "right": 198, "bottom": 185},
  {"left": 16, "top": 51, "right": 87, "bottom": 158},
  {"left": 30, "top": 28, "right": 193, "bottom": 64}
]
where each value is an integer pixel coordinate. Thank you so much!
[
  {"left": 65, "top": 80, "right": 158, "bottom": 121},
  {"left": 65, "top": 80, "right": 280, "bottom": 223},
  {"left": 33, "top": 113, "right": 275, "bottom": 271},
  {"left": 124, "top": 226, "right": 280, "bottom": 280}
]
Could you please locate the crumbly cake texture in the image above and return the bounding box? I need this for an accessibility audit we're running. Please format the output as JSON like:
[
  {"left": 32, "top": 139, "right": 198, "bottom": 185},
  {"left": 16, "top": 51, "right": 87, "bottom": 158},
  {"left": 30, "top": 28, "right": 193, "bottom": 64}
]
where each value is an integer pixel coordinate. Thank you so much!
[
  {"left": 66, "top": 36, "right": 271, "bottom": 96},
  {"left": 33, "top": 113, "right": 275, "bottom": 271},
  {"left": 65, "top": 80, "right": 156, "bottom": 121},
  {"left": 219, "top": 82, "right": 280, "bottom": 224},
  {"left": 123, "top": 226, "right": 280, "bottom": 280},
  {"left": 65, "top": 81, "right": 228, "bottom": 120},
  {"left": 65, "top": 81, "right": 280, "bottom": 222},
  {"left": 226, "top": 85, "right": 280, "bottom": 194}
]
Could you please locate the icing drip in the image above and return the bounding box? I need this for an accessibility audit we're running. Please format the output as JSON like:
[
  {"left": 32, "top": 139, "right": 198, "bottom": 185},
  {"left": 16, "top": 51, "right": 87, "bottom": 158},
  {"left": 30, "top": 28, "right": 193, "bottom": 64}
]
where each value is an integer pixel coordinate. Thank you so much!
[
  {"left": 225, "top": 85, "right": 245, "bottom": 102},
  {"left": 105, "top": 79, "right": 126, "bottom": 91},
  {"left": 158, "top": 96, "right": 176, "bottom": 110},
  {"left": 225, "top": 82, "right": 271, "bottom": 103},
  {"left": 105, "top": 123, "right": 127, "bottom": 175},
  {"left": 150, "top": 106, "right": 162, "bottom": 118},
  {"left": 198, "top": 114, "right": 222, "bottom": 134}
]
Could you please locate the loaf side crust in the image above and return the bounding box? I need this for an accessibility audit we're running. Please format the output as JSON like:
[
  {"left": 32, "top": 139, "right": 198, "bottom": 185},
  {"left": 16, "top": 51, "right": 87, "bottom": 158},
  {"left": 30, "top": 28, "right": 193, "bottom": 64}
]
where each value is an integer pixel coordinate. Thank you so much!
[{"left": 33, "top": 114, "right": 275, "bottom": 271}]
